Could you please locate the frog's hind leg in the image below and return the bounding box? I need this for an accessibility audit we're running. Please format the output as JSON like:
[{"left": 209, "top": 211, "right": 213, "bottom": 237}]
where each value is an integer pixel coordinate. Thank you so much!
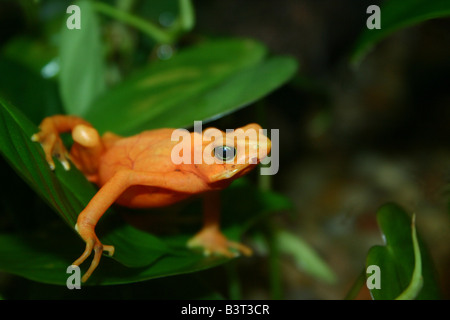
[
  {"left": 31, "top": 115, "right": 96, "bottom": 171},
  {"left": 69, "top": 124, "right": 105, "bottom": 182}
]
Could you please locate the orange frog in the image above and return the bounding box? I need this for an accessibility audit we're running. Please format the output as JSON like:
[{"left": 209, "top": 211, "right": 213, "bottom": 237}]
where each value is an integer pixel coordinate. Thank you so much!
[{"left": 31, "top": 115, "right": 271, "bottom": 282}]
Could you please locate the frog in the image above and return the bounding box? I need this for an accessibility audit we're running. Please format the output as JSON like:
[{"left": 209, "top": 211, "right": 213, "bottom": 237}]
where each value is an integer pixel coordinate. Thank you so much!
[{"left": 31, "top": 115, "right": 271, "bottom": 282}]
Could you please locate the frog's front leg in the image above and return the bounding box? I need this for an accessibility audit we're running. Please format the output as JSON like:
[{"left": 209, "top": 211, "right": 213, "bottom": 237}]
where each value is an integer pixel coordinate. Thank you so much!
[
  {"left": 187, "top": 191, "right": 252, "bottom": 257},
  {"left": 73, "top": 170, "right": 134, "bottom": 282},
  {"left": 73, "top": 169, "right": 209, "bottom": 282}
]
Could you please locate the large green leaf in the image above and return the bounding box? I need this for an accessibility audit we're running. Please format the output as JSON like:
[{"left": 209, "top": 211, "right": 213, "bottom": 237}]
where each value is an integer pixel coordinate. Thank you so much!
[
  {"left": 365, "top": 203, "right": 441, "bottom": 299},
  {"left": 351, "top": 0, "right": 450, "bottom": 65},
  {"left": 84, "top": 38, "right": 298, "bottom": 135},
  {"left": 0, "top": 97, "right": 85, "bottom": 226},
  {"left": 0, "top": 98, "right": 291, "bottom": 285},
  {"left": 59, "top": 0, "right": 106, "bottom": 115}
]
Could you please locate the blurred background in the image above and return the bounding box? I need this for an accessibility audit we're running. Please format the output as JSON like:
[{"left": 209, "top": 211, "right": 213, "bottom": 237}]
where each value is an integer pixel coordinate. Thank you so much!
[
  {"left": 0, "top": 0, "right": 449, "bottom": 299},
  {"left": 198, "top": 0, "right": 450, "bottom": 299}
]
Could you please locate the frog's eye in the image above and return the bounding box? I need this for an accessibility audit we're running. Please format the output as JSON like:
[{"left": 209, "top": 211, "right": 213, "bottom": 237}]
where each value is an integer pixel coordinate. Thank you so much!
[{"left": 213, "top": 145, "right": 236, "bottom": 161}]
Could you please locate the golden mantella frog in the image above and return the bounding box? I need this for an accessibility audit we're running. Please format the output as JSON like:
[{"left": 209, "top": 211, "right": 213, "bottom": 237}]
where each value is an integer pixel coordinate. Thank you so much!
[{"left": 31, "top": 115, "right": 271, "bottom": 282}]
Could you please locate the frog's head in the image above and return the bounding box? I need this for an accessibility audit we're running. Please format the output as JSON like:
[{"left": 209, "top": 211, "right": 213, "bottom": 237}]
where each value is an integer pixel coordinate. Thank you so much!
[{"left": 191, "top": 123, "right": 271, "bottom": 186}]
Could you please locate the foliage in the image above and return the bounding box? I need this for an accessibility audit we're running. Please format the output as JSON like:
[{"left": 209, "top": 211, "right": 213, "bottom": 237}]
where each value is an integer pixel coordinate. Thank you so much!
[
  {"left": 0, "top": 0, "right": 448, "bottom": 299},
  {"left": 351, "top": 0, "right": 450, "bottom": 65},
  {"left": 346, "top": 203, "right": 441, "bottom": 300}
]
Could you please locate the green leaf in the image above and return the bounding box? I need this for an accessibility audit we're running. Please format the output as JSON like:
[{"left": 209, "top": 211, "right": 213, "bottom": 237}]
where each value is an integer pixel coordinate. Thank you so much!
[
  {"left": 0, "top": 98, "right": 291, "bottom": 285},
  {"left": 59, "top": 0, "right": 106, "bottom": 115},
  {"left": 84, "top": 38, "right": 298, "bottom": 135},
  {"left": 365, "top": 203, "right": 441, "bottom": 300},
  {"left": 351, "top": 0, "right": 450, "bottom": 65},
  {"left": 395, "top": 215, "right": 423, "bottom": 300},
  {"left": 0, "top": 96, "right": 85, "bottom": 227},
  {"left": 276, "top": 230, "right": 337, "bottom": 284}
]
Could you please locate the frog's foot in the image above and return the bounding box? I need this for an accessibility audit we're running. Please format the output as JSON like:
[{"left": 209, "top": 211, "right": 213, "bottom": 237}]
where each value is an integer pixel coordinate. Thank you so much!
[
  {"left": 31, "top": 127, "right": 71, "bottom": 171},
  {"left": 187, "top": 227, "right": 252, "bottom": 258},
  {"left": 73, "top": 224, "right": 115, "bottom": 283}
]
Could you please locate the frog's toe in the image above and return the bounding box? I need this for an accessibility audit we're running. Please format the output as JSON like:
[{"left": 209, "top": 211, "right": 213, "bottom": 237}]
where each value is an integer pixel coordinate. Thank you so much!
[
  {"left": 32, "top": 130, "right": 71, "bottom": 170},
  {"left": 50, "top": 136, "right": 71, "bottom": 171},
  {"left": 226, "top": 240, "right": 252, "bottom": 257},
  {"left": 56, "top": 153, "right": 71, "bottom": 171},
  {"left": 72, "top": 227, "right": 114, "bottom": 282},
  {"left": 31, "top": 133, "right": 41, "bottom": 142},
  {"left": 103, "top": 244, "right": 115, "bottom": 257},
  {"left": 187, "top": 228, "right": 252, "bottom": 258}
]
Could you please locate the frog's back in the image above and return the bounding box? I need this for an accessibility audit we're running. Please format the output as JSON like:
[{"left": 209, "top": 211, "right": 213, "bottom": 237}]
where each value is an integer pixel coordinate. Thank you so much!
[{"left": 98, "top": 129, "right": 179, "bottom": 185}]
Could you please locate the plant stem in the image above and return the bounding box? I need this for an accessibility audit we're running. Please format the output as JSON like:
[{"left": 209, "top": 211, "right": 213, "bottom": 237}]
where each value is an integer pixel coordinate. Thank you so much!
[
  {"left": 92, "top": 0, "right": 195, "bottom": 44},
  {"left": 264, "top": 227, "right": 283, "bottom": 299},
  {"left": 344, "top": 268, "right": 366, "bottom": 300},
  {"left": 116, "top": 0, "right": 135, "bottom": 12},
  {"left": 225, "top": 261, "right": 242, "bottom": 300},
  {"left": 178, "top": 0, "right": 195, "bottom": 31},
  {"left": 93, "top": 1, "right": 171, "bottom": 43}
]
